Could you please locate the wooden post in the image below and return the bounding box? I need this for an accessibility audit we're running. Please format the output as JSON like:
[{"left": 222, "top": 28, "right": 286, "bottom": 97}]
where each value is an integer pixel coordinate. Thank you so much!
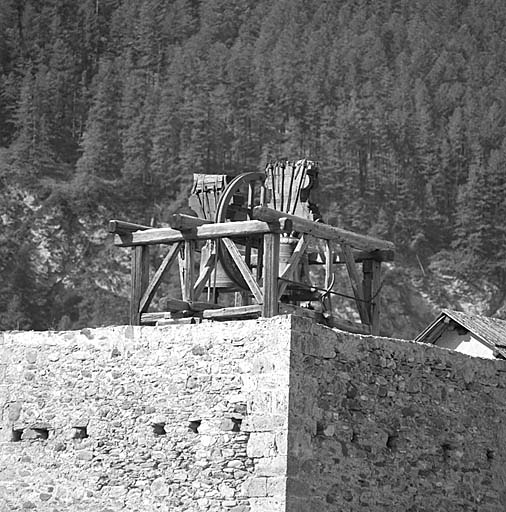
[
  {"left": 179, "top": 240, "right": 196, "bottom": 302},
  {"left": 130, "top": 245, "right": 149, "bottom": 325},
  {"left": 363, "top": 259, "right": 381, "bottom": 335},
  {"left": 262, "top": 232, "right": 280, "bottom": 317},
  {"left": 370, "top": 260, "right": 381, "bottom": 335},
  {"left": 324, "top": 240, "right": 333, "bottom": 311},
  {"left": 341, "top": 243, "right": 370, "bottom": 325}
]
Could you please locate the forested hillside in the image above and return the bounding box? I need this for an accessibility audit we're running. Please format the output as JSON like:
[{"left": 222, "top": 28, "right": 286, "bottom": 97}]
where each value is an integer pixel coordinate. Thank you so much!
[{"left": 1, "top": 0, "right": 506, "bottom": 335}]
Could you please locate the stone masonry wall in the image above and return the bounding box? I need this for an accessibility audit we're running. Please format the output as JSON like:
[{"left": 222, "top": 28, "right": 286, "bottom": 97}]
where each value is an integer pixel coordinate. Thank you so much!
[
  {"left": 0, "top": 317, "right": 292, "bottom": 512},
  {"left": 3, "top": 315, "right": 506, "bottom": 512},
  {"left": 287, "top": 316, "right": 506, "bottom": 511}
]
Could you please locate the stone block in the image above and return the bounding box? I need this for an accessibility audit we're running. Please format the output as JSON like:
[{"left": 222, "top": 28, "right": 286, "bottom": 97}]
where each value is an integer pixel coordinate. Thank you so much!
[
  {"left": 254, "top": 456, "right": 287, "bottom": 477},
  {"left": 6, "top": 402, "right": 22, "bottom": 422},
  {"left": 247, "top": 432, "right": 277, "bottom": 458},
  {"left": 241, "top": 477, "right": 267, "bottom": 497},
  {"left": 248, "top": 497, "right": 285, "bottom": 512}
]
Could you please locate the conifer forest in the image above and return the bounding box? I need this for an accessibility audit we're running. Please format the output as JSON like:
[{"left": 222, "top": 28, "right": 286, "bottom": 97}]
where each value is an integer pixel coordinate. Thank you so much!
[{"left": 1, "top": 0, "right": 506, "bottom": 336}]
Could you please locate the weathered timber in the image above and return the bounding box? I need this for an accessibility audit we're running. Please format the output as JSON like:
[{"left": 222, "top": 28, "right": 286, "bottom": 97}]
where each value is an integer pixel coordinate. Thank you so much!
[
  {"left": 221, "top": 237, "right": 263, "bottom": 304},
  {"left": 179, "top": 241, "right": 196, "bottom": 301},
  {"left": 341, "top": 243, "right": 370, "bottom": 325},
  {"left": 130, "top": 245, "right": 149, "bottom": 325},
  {"left": 139, "top": 242, "right": 182, "bottom": 314},
  {"left": 114, "top": 219, "right": 293, "bottom": 247},
  {"left": 352, "top": 249, "right": 394, "bottom": 262},
  {"left": 279, "top": 303, "right": 371, "bottom": 334},
  {"left": 263, "top": 232, "right": 280, "bottom": 317},
  {"left": 192, "top": 243, "right": 217, "bottom": 299},
  {"left": 168, "top": 213, "right": 213, "bottom": 230},
  {"left": 278, "top": 235, "right": 310, "bottom": 299},
  {"left": 202, "top": 304, "right": 262, "bottom": 320},
  {"left": 162, "top": 298, "right": 222, "bottom": 312},
  {"left": 324, "top": 240, "right": 333, "bottom": 311},
  {"left": 252, "top": 206, "right": 395, "bottom": 252},
  {"left": 109, "top": 219, "right": 151, "bottom": 234},
  {"left": 370, "top": 260, "right": 382, "bottom": 335},
  {"left": 306, "top": 247, "right": 395, "bottom": 264}
]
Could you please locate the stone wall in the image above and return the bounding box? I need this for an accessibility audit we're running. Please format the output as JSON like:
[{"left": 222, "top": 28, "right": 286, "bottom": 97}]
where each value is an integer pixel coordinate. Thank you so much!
[
  {"left": 0, "top": 318, "right": 292, "bottom": 512},
  {"left": 2, "top": 315, "right": 506, "bottom": 511},
  {"left": 288, "top": 316, "right": 506, "bottom": 511}
]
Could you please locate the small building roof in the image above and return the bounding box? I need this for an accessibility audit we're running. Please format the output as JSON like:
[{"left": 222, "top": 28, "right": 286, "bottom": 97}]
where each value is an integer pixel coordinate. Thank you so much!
[{"left": 415, "top": 309, "right": 506, "bottom": 359}]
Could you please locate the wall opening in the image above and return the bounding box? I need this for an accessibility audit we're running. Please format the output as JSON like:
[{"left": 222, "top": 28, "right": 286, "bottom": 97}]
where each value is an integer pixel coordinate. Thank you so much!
[
  {"left": 32, "top": 428, "right": 49, "bottom": 440},
  {"left": 386, "top": 434, "right": 398, "bottom": 450},
  {"left": 441, "top": 442, "right": 452, "bottom": 462},
  {"left": 152, "top": 423, "right": 166, "bottom": 436},
  {"left": 11, "top": 428, "right": 23, "bottom": 442},
  {"left": 231, "top": 418, "right": 242, "bottom": 432},
  {"left": 72, "top": 426, "right": 89, "bottom": 439},
  {"left": 188, "top": 420, "right": 201, "bottom": 434}
]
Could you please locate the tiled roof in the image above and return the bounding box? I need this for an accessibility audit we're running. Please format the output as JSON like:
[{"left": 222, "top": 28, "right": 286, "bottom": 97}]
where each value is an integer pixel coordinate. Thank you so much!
[{"left": 415, "top": 309, "right": 506, "bottom": 358}]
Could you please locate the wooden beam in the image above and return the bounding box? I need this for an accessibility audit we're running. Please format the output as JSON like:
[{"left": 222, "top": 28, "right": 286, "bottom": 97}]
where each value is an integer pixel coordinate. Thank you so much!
[
  {"left": 341, "top": 243, "right": 370, "bottom": 325},
  {"left": 221, "top": 237, "right": 263, "bottom": 304},
  {"left": 168, "top": 213, "right": 213, "bottom": 231},
  {"left": 306, "top": 247, "right": 395, "bottom": 264},
  {"left": 370, "top": 260, "right": 381, "bottom": 335},
  {"left": 324, "top": 240, "right": 333, "bottom": 311},
  {"left": 114, "top": 219, "right": 293, "bottom": 247},
  {"left": 179, "top": 241, "right": 196, "bottom": 301},
  {"left": 279, "top": 303, "right": 371, "bottom": 334},
  {"left": 263, "top": 232, "right": 280, "bottom": 317},
  {"left": 193, "top": 242, "right": 217, "bottom": 299},
  {"left": 109, "top": 219, "right": 151, "bottom": 234},
  {"left": 352, "top": 249, "right": 394, "bottom": 263},
  {"left": 139, "top": 242, "right": 181, "bottom": 314},
  {"left": 252, "top": 206, "right": 395, "bottom": 252},
  {"left": 130, "top": 245, "right": 149, "bottom": 325},
  {"left": 362, "top": 259, "right": 373, "bottom": 324},
  {"left": 162, "top": 298, "right": 222, "bottom": 312},
  {"left": 202, "top": 304, "right": 262, "bottom": 320},
  {"left": 278, "top": 235, "right": 309, "bottom": 299}
]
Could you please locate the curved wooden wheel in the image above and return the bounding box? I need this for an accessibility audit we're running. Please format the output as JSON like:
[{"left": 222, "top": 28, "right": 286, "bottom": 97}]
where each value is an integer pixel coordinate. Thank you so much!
[{"left": 214, "top": 172, "right": 266, "bottom": 291}]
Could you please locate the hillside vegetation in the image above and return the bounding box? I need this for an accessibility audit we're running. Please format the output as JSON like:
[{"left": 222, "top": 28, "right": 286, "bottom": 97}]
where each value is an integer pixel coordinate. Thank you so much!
[{"left": 1, "top": 0, "right": 506, "bottom": 336}]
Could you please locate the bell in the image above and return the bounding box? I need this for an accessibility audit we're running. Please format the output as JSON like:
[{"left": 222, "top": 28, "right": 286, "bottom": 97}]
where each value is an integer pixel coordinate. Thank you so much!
[
  {"left": 200, "top": 240, "right": 240, "bottom": 292},
  {"left": 279, "top": 236, "right": 299, "bottom": 275}
]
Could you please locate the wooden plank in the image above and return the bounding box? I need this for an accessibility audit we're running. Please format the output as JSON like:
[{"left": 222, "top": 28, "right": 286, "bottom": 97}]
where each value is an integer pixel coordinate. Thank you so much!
[
  {"left": 193, "top": 242, "right": 217, "bottom": 299},
  {"left": 179, "top": 240, "right": 196, "bottom": 301},
  {"left": 202, "top": 304, "right": 262, "bottom": 320},
  {"left": 114, "top": 219, "right": 293, "bottom": 247},
  {"left": 263, "top": 232, "right": 280, "bottom": 317},
  {"left": 130, "top": 245, "right": 149, "bottom": 325},
  {"left": 279, "top": 303, "right": 371, "bottom": 334},
  {"left": 163, "top": 298, "right": 222, "bottom": 312},
  {"left": 362, "top": 259, "right": 373, "bottom": 324},
  {"left": 306, "top": 245, "right": 395, "bottom": 264},
  {"left": 168, "top": 213, "right": 213, "bottom": 231},
  {"left": 278, "top": 235, "right": 310, "bottom": 299},
  {"left": 222, "top": 237, "right": 264, "bottom": 304},
  {"left": 252, "top": 206, "right": 395, "bottom": 252},
  {"left": 324, "top": 240, "right": 333, "bottom": 311},
  {"left": 324, "top": 313, "right": 371, "bottom": 334},
  {"left": 341, "top": 242, "right": 370, "bottom": 325},
  {"left": 370, "top": 260, "right": 382, "bottom": 335},
  {"left": 139, "top": 242, "right": 181, "bottom": 313},
  {"left": 109, "top": 219, "right": 151, "bottom": 234}
]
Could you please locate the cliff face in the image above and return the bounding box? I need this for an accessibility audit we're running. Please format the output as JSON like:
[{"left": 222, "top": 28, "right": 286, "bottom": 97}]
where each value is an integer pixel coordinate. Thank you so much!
[{"left": 2, "top": 316, "right": 506, "bottom": 511}]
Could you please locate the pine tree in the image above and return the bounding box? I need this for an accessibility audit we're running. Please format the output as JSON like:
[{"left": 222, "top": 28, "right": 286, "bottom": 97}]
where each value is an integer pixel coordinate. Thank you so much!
[{"left": 74, "top": 58, "right": 122, "bottom": 209}]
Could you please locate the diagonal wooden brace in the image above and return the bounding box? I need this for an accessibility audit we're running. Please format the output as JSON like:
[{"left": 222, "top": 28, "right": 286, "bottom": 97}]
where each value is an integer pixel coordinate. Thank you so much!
[{"left": 221, "top": 237, "right": 264, "bottom": 304}]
